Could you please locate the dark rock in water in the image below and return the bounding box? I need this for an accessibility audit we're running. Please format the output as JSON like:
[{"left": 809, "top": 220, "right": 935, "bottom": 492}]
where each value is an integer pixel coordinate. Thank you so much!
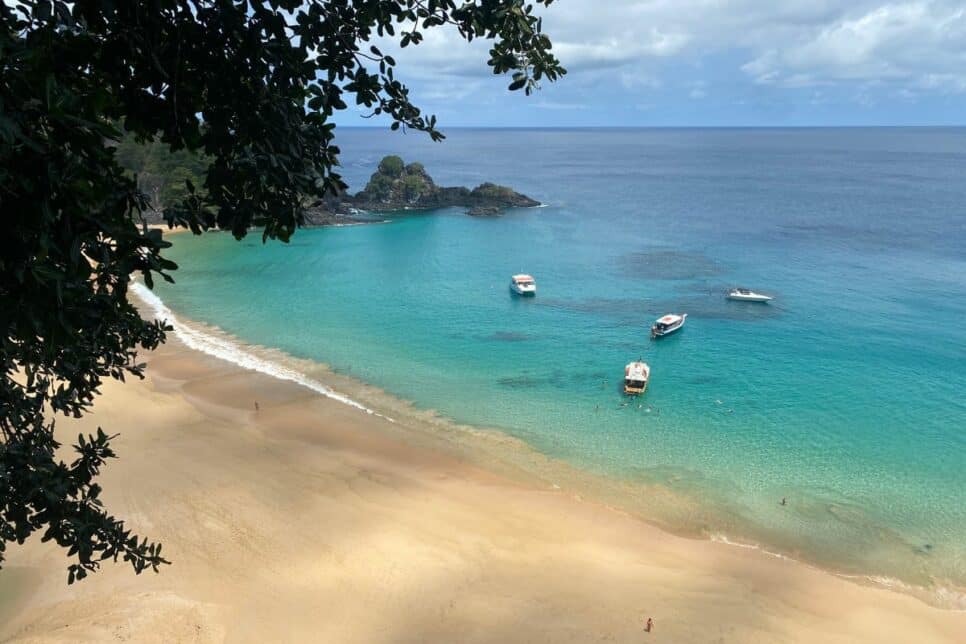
[
  {"left": 301, "top": 208, "right": 371, "bottom": 227},
  {"left": 467, "top": 205, "right": 502, "bottom": 217},
  {"left": 348, "top": 156, "right": 539, "bottom": 215},
  {"left": 300, "top": 191, "right": 373, "bottom": 227}
]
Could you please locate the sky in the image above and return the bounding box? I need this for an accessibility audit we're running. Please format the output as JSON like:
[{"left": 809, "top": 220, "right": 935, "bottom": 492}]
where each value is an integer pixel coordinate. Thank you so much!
[{"left": 332, "top": 0, "right": 966, "bottom": 127}]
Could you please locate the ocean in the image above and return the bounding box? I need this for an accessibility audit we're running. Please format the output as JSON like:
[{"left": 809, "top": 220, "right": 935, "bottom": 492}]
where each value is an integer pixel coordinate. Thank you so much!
[{"left": 149, "top": 127, "right": 966, "bottom": 604}]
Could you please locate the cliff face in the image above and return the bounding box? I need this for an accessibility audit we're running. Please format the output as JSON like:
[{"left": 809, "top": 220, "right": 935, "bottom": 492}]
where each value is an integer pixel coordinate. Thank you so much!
[{"left": 348, "top": 156, "right": 539, "bottom": 215}]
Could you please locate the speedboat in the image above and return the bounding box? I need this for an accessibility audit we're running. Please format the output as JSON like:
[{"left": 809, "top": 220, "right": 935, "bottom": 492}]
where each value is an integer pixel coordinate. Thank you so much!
[
  {"left": 651, "top": 313, "right": 687, "bottom": 338},
  {"left": 510, "top": 274, "right": 536, "bottom": 296},
  {"left": 727, "top": 287, "right": 772, "bottom": 303},
  {"left": 623, "top": 361, "right": 651, "bottom": 395}
]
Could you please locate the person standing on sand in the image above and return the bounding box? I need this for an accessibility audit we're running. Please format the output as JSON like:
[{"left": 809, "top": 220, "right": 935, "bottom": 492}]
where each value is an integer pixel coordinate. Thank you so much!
[{"left": 645, "top": 617, "right": 653, "bottom": 632}]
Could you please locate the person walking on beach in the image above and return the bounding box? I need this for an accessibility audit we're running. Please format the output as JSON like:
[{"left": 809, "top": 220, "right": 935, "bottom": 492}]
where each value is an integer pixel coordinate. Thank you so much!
[
  {"left": 644, "top": 617, "right": 653, "bottom": 633},
  {"left": 781, "top": 497, "right": 786, "bottom": 506}
]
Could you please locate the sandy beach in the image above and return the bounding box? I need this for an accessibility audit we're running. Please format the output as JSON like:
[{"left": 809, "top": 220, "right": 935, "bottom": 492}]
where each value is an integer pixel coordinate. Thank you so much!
[{"left": 1, "top": 332, "right": 964, "bottom": 643}]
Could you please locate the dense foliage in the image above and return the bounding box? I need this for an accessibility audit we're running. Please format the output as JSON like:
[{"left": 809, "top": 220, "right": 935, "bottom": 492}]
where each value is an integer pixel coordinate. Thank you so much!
[
  {"left": 378, "top": 154, "right": 406, "bottom": 177},
  {"left": 363, "top": 155, "right": 432, "bottom": 201},
  {"left": 0, "top": 0, "right": 563, "bottom": 583},
  {"left": 114, "top": 134, "right": 209, "bottom": 214}
]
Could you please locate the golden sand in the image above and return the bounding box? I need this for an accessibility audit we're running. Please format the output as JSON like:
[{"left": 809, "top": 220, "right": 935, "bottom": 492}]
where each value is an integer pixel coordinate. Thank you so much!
[{"left": 1, "top": 335, "right": 963, "bottom": 643}]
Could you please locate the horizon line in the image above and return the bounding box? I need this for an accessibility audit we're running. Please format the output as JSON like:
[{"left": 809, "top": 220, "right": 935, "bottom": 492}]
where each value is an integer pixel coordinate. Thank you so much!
[{"left": 332, "top": 124, "right": 966, "bottom": 130}]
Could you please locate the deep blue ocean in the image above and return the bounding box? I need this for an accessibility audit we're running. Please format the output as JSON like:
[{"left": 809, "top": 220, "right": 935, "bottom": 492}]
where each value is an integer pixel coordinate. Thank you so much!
[{"left": 153, "top": 128, "right": 966, "bottom": 599}]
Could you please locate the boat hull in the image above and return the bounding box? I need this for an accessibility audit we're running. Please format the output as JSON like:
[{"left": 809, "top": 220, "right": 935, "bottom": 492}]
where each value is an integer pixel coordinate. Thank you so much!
[
  {"left": 727, "top": 293, "right": 772, "bottom": 302},
  {"left": 651, "top": 316, "right": 686, "bottom": 338},
  {"left": 510, "top": 284, "right": 536, "bottom": 296}
]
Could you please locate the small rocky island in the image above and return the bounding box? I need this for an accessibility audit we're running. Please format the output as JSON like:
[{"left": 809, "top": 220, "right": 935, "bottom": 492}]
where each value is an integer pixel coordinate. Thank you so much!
[
  {"left": 304, "top": 156, "right": 539, "bottom": 224},
  {"left": 350, "top": 155, "right": 540, "bottom": 216}
]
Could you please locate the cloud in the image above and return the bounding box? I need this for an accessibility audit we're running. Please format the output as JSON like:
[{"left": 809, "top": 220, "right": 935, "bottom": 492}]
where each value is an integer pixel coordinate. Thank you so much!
[
  {"left": 742, "top": 2, "right": 966, "bottom": 91},
  {"left": 375, "top": 1, "right": 966, "bottom": 95},
  {"left": 332, "top": 1, "right": 966, "bottom": 125},
  {"left": 619, "top": 70, "right": 663, "bottom": 90},
  {"left": 529, "top": 101, "right": 589, "bottom": 110},
  {"left": 553, "top": 28, "right": 690, "bottom": 71}
]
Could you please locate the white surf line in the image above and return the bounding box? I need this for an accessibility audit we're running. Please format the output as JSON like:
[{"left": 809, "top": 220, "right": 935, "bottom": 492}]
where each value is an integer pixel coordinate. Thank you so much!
[
  {"left": 131, "top": 282, "right": 395, "bottom": 423},
  {"left": 711, "top": 532, "right": 966, "bottom": 611}
]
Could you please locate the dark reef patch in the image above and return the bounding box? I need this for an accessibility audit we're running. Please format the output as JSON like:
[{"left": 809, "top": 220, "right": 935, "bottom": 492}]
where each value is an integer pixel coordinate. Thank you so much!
[
  {"left": 618, "top": 249, "right": 725, "bottom": 280},
  {"left": 497, "top": 370, "right": 613, "bottom": 390},
  {"left": 484, "top": 331, "right": 532, "bottom": 342},
  {"left": 539, "top": 291, "right": 781, "bottom": 324}
]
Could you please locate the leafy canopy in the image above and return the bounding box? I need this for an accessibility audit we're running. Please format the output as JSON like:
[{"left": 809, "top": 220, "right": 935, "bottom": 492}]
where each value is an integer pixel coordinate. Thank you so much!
[{"left": 0, "top": 0, "right": 563, "bottom": 584}]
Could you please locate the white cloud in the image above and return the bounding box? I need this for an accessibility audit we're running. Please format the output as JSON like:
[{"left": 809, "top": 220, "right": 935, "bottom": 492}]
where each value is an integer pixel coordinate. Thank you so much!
[
  {"left": 688, "top": 81, "right": 707, "bottom": 99},
  {"left": 743, "top": 2, "right": 966, "bottom": 90},
  {"left": 530, "top": 101, "right": 589, "bottom": 110},
  {"left": 544, "top": 1, "right": 966, "bottom": 93},
  {"left": 619, "top": 70, "right": 663, "bottom": 90},
  {"left": 354, "top": 0, "right": 966, "bottom": 115}
]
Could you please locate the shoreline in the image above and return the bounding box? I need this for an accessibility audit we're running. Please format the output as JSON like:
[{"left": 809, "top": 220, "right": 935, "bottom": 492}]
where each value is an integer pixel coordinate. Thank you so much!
[
  {"left": 132, "top": 284, "right": 966, "bottom": 612},
  {"left": 1, "top": 294, "right": 964, "bottom": 641}
]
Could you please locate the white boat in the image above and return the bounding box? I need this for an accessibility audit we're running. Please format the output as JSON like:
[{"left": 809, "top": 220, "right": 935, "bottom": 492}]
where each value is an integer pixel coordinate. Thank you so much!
[
  {"left": 623, "top": 361, "right": 651, "bottom": 395},
  {"left": 510, "top": 274, "right": 537, "bottom": 296},
  {"left": 651, "top": 313, "right": 687, "bottom": 338},
  {"left": 727, "top": 287, "right": 772, "bottom": 303}
]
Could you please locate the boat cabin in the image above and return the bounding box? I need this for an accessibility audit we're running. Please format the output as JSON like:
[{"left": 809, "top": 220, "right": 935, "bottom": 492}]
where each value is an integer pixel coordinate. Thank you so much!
[
  {"left": 510, "top": 274, "right": 537, "bottom": 295},
  {"left": 623, "top": 361, "right": 650, "bottom": 395},
  {"left": 651, "top": 313, "right": 687, "bottom": 338}
]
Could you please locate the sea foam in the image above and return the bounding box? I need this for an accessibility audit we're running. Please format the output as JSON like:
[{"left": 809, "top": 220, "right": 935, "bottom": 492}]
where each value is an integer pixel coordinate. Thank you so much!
[{"left": 131, "top": 282, "right": 394, "bottom": 422}]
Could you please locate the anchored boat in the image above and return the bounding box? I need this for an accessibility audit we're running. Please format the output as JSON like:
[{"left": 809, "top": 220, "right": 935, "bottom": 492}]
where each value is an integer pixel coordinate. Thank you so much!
[
  {"left": 510, "top": 274, "right": 537, "bottom": 296},
  {"left": 623, "top": 361, "right": 651, "bottom": 395},
  {"left": 651, "top": 313, "right": 687, "bottom": 338},
  {"left": 727, "top": 287, "right": 772, "bottom": 303}
]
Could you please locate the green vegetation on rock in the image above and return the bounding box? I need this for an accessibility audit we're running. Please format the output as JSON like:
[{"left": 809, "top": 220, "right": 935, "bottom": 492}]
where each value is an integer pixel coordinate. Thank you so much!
[
  {"left": 356, "top": 156, "right": 436, "bottom": 206},
  {"left": 378, "top": 155, "right": 405, "bottom": 177},
  {"left": 351, "top": 156, "right": 539, "bottom": 214}
]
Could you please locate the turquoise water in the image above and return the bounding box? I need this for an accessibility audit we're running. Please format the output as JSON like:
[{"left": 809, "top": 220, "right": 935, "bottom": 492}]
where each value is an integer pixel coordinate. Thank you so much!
[{"left": 154, "top": 128, "right": 966, "bottom": 597}]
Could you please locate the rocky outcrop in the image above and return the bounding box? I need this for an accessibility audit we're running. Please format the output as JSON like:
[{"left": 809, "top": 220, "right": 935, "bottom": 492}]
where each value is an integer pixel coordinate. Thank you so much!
[
  {"left": 347, "top": 156, "right": 539, "bottom": 215},
  {"left": 144, "top": 157, "right": 540, "bottom": 230},
  {"left": 301, "top": 208, "right": 372, "bottom": 227}
]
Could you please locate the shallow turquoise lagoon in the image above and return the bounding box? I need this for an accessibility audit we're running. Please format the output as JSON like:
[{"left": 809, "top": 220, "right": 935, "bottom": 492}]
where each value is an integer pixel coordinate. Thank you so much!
[{"left": 154, "top": 128, "right": 966, "bottom": 598}]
